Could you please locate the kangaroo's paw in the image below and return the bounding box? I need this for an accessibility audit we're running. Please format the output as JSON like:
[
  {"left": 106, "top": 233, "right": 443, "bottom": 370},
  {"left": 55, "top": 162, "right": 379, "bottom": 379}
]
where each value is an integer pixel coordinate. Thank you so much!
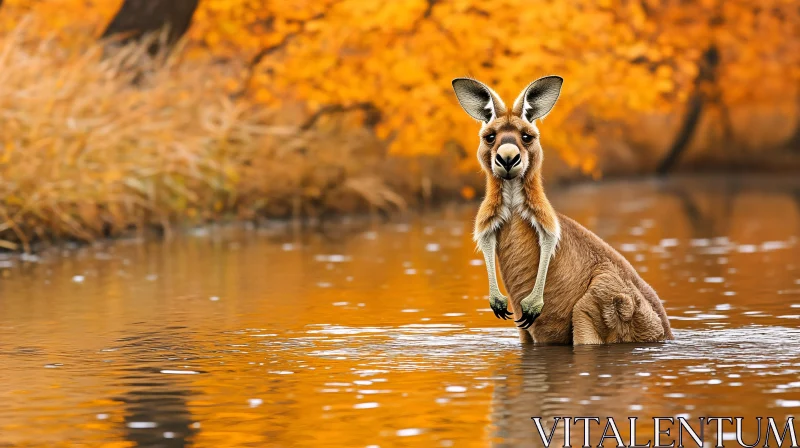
[
  {"left": 489, "top": 293, "right": 513, "bottom": 320},
  {"left": 515, "top": 296, "right": 543, "bottom": 329}
]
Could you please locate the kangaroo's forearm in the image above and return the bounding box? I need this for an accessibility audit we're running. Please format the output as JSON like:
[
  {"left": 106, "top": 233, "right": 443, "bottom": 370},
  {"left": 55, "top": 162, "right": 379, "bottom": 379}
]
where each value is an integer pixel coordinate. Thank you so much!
[
  {"left": 478, "top": 235, "right": 502, "bottom": 295},
  {"left": 528, "top": 229, "right": 557, "bottom": 302}
]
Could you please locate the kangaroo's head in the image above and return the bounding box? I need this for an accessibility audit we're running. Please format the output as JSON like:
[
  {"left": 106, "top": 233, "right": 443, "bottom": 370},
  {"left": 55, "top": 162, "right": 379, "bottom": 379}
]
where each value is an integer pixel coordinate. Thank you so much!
[{"left": 451, "top": 76, "right": 563, "bottom": 181}]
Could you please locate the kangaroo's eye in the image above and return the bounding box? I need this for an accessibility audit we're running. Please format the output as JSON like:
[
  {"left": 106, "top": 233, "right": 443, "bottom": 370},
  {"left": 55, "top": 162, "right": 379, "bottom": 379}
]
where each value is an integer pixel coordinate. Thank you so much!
[
  {"left": 521, "top": 133, "right": 534, "bottom": 143},
  {"left": 484, "top": 133, "right": 496, "bottom": 145}
]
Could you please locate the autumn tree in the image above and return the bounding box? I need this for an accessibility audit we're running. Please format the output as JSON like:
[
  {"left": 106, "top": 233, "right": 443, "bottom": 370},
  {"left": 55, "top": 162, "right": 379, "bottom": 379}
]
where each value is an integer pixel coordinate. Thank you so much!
[
  {"left": 0, "top": 0, "right": 798, "bottom": 175},
  {"left": 182, "top": 0, "right": 796, "bottom": 175}
]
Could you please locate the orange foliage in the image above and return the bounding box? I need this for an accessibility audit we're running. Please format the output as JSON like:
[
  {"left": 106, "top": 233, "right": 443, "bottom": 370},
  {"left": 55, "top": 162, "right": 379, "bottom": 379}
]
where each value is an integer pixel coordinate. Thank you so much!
[
  {"left": 1, "top": 0, "right": 799, "bottom": 175},
  {"left": 188, "top": 0, "right": 799, "bottom": 175},
  {"left": 0, "top": 0, "right": 119, "bottom": 40}
]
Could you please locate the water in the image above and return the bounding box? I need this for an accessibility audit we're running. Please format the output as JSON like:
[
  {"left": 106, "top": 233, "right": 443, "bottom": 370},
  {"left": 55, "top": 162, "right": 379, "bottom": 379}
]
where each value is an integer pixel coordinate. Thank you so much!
[{"left": 1, "top": 176, "right": 800, "bottom": 447}]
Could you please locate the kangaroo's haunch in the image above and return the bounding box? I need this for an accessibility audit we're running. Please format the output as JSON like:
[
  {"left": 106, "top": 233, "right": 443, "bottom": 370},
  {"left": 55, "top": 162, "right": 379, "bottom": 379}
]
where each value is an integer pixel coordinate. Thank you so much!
[{"left": 452, "top": 76, "right": 674, "bottom": 345}]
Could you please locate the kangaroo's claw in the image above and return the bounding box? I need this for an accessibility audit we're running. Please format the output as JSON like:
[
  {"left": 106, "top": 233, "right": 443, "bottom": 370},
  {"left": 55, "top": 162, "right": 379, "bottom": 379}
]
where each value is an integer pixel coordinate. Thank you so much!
[
  {"left": 515, "top": 313, "right": 538, "bottom": 329},
  {"left": 489, "top": 293, "right": 512, "bottom": 320},
  {"left": 516, "top": 297, "right": 543, "bottom": 329},
  {"left": 495, "top": 309, "right": 513, "bottom": 320},
  {"left": 493, "top": 308, "right": 513, "bottom": 320}
]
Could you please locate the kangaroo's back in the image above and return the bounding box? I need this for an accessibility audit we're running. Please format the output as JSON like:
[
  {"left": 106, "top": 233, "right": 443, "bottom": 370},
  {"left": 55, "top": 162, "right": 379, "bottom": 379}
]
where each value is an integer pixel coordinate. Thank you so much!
[{"left": 561, "top": 215, "right": 673, "bottom": 340}]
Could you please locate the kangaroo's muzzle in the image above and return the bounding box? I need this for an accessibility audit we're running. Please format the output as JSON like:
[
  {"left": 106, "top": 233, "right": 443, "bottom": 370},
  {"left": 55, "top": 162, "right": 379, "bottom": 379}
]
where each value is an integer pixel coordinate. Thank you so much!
[{"left": 494, "top": 143, "right": 522, "bottom": 179}]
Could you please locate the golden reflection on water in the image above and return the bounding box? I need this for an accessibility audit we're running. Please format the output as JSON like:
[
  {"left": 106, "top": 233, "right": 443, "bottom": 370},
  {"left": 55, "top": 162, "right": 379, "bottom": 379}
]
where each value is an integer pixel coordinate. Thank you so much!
[{"left": 1, "top": 176, "right": 800, "bottom": 447}]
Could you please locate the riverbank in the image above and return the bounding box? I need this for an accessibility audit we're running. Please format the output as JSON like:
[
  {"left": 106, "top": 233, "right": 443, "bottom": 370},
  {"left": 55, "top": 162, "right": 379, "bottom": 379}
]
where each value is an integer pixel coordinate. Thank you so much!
[{"left": 3, "top": 173, "right": 799, "bottom": 261}]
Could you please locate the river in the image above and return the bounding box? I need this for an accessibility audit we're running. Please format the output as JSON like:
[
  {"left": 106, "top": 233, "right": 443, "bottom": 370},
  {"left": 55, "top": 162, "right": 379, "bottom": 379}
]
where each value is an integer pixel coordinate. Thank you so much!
[{"left": 1, "top": 176, "right": 800, "bottom": 447}]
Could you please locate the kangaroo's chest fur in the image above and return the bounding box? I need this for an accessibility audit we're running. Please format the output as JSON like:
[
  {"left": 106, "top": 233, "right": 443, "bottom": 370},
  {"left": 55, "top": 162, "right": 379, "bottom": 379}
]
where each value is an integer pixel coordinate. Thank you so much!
[
  {"left": 493, "top": 180, "right": 583, "bottom": 344},
  {"left": 494, "top": 180, "right": 543, "bottom": 300}
]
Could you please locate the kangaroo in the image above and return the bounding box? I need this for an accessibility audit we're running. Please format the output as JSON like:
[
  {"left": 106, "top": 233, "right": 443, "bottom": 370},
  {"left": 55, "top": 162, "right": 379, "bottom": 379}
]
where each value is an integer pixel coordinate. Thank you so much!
[{"left": 452, "top": 76, "right": 673, "bottom": 345}]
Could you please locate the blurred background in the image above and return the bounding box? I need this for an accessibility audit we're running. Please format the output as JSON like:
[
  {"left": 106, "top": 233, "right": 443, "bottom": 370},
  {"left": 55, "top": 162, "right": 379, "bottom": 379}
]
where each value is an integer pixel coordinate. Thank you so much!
[{"left": 0, "top": 0, "right": 798, "bottom": 249}]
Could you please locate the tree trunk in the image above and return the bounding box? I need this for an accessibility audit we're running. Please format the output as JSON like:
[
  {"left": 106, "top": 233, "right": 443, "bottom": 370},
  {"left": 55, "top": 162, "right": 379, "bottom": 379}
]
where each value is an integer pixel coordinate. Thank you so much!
[
  {"left": 101, "top": 0, "right": 199, "bottom": 54},
  {"left": 656, "top": 45, "right": 720, "bottom": 175},
  {"left": 656, "top": 94, "right": 704, "bottom": 174},
  {"left": 786, "top": 97, "right": 800, "bottom": 152}
]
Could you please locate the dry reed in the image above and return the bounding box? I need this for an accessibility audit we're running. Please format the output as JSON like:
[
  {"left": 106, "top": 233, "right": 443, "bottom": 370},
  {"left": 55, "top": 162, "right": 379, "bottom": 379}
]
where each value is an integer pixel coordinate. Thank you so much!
[{"left": 0, "top": 22, "right": 476, "bottom": 252}]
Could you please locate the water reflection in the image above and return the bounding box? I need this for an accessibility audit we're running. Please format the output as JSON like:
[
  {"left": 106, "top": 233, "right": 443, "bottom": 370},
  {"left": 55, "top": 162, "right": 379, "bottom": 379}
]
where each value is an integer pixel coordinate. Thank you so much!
[
  {"left": 115, "top": 328, "right": 199, "bottom": 447},
  {"left": 0, "top": 176, "right": 799, "bottom": 446},
  {"left": 493, "top": 328, "right": 800, "bottom": 445}
]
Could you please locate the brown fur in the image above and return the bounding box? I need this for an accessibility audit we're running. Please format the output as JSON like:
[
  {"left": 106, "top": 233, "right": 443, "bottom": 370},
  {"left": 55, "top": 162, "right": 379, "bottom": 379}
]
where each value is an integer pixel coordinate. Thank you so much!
[
  {"left": 494, "top": 211, "right": 673, "bottom": 344},
  {"left": 463, "top": 80, "right": 673, "bottom": 345}
]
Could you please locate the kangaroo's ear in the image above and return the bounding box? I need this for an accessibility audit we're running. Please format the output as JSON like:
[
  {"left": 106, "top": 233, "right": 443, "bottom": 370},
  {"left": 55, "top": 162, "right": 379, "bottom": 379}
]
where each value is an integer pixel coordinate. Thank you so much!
[
  {"left": 513, "top": 76, "right": 563, "bottom": 123},
  {"left": 452, "top": 78, "right": 506, "bottom": 123}
]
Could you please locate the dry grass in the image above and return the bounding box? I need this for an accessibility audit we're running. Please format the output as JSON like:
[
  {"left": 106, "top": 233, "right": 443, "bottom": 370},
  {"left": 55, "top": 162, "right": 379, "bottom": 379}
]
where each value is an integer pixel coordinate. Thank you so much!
[{"left": 0, "top": 23, "right": 478, "bottom": 252}]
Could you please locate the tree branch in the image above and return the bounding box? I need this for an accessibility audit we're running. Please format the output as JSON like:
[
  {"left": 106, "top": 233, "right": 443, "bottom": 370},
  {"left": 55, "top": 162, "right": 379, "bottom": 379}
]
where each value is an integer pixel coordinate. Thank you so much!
[
  {"left": 235, "top": 11, "right": 328, "bottom": 98},
  {"left": 250, "top": 34, "right": 296, "bottom": 68},
  {"left": 300, "top": 102, "right": 381, "bottom": 130}
]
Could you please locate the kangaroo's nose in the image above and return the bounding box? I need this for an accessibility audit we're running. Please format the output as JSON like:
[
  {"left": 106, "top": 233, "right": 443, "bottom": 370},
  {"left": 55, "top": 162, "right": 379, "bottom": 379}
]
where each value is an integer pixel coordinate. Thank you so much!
[{"left": 495, "top": 144, "right": 521, "bottom": 171}]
